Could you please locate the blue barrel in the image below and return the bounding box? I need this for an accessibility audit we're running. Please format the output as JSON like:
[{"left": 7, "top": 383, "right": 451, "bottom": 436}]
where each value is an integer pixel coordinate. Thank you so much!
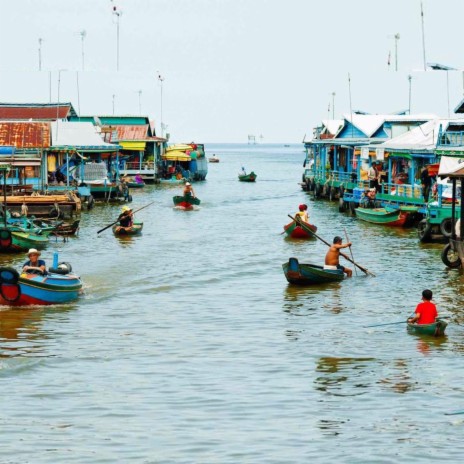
[{"left": 0, "top": 146, "right": 15, "bottom": 155}]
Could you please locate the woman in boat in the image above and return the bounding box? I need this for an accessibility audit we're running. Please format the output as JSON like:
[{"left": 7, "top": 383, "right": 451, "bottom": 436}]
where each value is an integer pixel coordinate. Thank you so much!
[
  {"left": 324, "top": 236, "right": 353, "bottom": 277},
  {"left": 183, "top": 182, "right": 195, "bottom": 198},
  {"left": 118, "top": 206, "right": 134, "bottom": 228},
  {"left": 22, "top": 248, "right": 46, "bottom": 274},
  {"left": 296, "top": 204, "right": 309, "bottom": 223},
  {"left": 407, "top": 289, "right": 437, "bottom": 325},
  {"left": 135, "top": 172, "right": 143, "bottom": 184}
]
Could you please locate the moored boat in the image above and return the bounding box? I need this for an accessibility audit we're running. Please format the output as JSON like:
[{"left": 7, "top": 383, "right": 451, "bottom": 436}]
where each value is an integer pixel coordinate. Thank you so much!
[
  {"left": 0, "top": 228, "right": 49, "bottom": 253},
  {"left": 112, "top": 222, "right": 143, "bottom": 236},
  {"left": 407, "top": 318, "right": 448, "bottom": 336},
  {"left": 160, "top": 177, "right": 186, "bottom": 185},
  {"left": 282, "top": 257, "right": 344, "bottom": 285},
  {"left": 238, "top": 171, "right": 257, "bottom": 182},
  {"left": 127, "top": 182, "right": 145, "bottom": 189},
  {"left": 283, "top": 219, "right": 317, "bottom": 239},
  {"left": 173, "top": 194, "right": 201, "bottom": 209},
  {"left": 355, "top": 207, "right": 408, "bottom": 227},
  {"left": 208, "top": 156, "right": 220, "bottom": 163},
  {"left": 0, "top": 260, "right": 82, "bottom": 306}
]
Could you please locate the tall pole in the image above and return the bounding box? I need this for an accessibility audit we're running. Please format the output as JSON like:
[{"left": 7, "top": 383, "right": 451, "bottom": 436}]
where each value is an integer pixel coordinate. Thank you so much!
[
  {"left": 394, "top": 33, "right": 400, "bottom": 71},
  {"left": 113, "top": 5, "right": 122, "bottom": 71},
  {"left": 408, "top": 75, "right": 412, "bottom": 114},
  {"left": 56, "top": 70, "right": 65, "bottom": 141},
  {"left": 112, "top": 94, "right": 116, "bottom": 115},
  {"left": 158, "top": 72, "right": 165, "bottom": 137},
  {"left": 38, "top": 38, "right": 43, "bottom": 71},
  {"left": 49, "top": 71, "right": 52, "bottom": 102},
  {"left": 446, "top": 71, "right": 451, "bottom": 118},
  {"left": 348, "top": 73, "right": 354, "bottom": 138},
  {"left": 138, "top": 90, "right": 142, "bottom": 115},
  {"left": 76, "top": 71, "right": 81, "bottom": 119},
  {"left": 421, "top": 1, "right": 427, "bottom": 71},
  {"left": 327, "top": 102, "right": 330, "bottom": 121},
  {"left": 80, "top": 30, "right": 86, "bottom": 71},
  {"left": 332, "top": 92, "right": 335, "bottom": 119}
]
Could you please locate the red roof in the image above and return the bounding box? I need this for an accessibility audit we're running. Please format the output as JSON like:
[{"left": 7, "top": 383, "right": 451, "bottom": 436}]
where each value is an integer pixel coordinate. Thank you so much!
[
  {"left": 0, "top": 104, "right": 73, "bottom": 120},
  {"left": 0, "top": 122, "right": 51, "bottom": 148},
  {"left": 114, "top": 125, "right": 150, "bottom": 140}
]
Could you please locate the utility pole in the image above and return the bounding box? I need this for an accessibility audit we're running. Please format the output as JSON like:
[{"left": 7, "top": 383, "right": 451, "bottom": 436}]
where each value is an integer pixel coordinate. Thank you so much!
[
  {"left": 394, "top": 33, "right": 400, "bottom": 71},
  {"left": 112, "top": 4, "right": 122, "bottom": 71},
  {"left": 332, "top": 92, "right": 336, "bottom": 119},
  {"left": 157, "top": 72, "right": 165, "bottom": 137},
  {"left": 112, "top": 94, "right": 116, "bottom": 115},
  {"left": 80, "top": 30, "right": 86, "bottom": 71},
  {"left": 421, "top": 1, "right": 427, "bottom": 71},
  {"left": 408, "top": 75, "right": 412, "bottom": 114}
]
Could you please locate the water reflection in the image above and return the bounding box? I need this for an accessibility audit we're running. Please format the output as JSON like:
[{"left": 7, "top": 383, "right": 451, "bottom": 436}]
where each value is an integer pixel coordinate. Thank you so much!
[{"left": 377, "top": 359, "right": 414, "bottom": 394}]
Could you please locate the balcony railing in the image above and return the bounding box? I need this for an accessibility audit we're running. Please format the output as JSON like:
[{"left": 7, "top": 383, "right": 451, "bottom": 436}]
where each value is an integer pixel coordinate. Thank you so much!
[{"left": 438, "top": 131, "right": 464, "bottom": 147}]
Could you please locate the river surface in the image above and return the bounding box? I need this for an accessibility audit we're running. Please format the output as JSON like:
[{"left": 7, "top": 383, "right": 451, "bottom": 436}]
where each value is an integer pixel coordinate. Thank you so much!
[{"left": 1, "top": 143, "right": 464, "bottom": 463}]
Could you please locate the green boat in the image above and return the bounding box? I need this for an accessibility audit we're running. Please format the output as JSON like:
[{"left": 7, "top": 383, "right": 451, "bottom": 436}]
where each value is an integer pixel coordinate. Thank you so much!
[
  {"left": 407, "top": 318, "right": 448, "bottom": 336},
  {"left": 7, "top": 230, "right": 49, "bottom": 252},
  {"left": 112, "top": 222, "right": 144, "bottom": 236},
  {"left": 173, "top": 194, "right": 201, "bottom": 209},
  {"left": 355, "top": 207, "right": 408, "bottom": 227},
  {"left": 282, "top": 257, "right": 344, "bottom": 285},
  {"left": 238, "top": 171, "right": 257, "bottom": 182}
]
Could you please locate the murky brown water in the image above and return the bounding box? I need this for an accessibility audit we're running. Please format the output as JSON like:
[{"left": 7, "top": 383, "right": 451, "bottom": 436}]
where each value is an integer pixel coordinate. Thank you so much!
[{"left": 1, "top": 144, "right": 464, "bottom": 463}]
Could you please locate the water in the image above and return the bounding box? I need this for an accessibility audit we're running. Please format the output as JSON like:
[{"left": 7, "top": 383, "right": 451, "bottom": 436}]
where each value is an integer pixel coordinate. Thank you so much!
[{"left": 1, "top": 143, "right": 464, "bottom": 463}]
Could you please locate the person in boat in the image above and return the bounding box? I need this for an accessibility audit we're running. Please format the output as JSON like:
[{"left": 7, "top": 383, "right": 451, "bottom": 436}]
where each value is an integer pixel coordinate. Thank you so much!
[
  {"left": 22, "top": 248, "right": 46, "bottom": 274},
  {"left": 135, "top": 172, "right": 143, "bottom": 184},
  {"left": 361, "top": 188, "right": 376, "bottom": 208},
  {"left": 407, "top": 289, "right": 437, "bottom": 325},
  {"left": 118, "top": 206, "right": 134, "bottom": 229},
  {"left": 324, "top": 236, "right": 353, "bottom": 277},
  {"left": 239, "top": 166, "right": 247, "bottom": 176},
  {"left": 296, "top": 204, "right": 309, "bottom": 223},
  {"left": 183, "top": 182, "right": 195, "bottom": 198}
]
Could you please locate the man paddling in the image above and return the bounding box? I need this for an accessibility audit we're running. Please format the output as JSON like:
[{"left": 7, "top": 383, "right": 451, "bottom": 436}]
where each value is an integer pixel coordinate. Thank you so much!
[{"left": 325, "top": 236, "right": 353, "bottom": 277}]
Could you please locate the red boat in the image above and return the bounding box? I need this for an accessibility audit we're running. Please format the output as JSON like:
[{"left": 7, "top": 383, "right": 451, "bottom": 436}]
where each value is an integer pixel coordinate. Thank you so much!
[{"left": 283, "top": 219, "right": 317, "bottom": 238}]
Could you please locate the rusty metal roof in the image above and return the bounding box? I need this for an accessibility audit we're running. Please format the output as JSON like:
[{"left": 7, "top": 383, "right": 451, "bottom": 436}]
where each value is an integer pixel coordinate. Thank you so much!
[
  {"left": 0, "top": 122, "right": 51, "bottom": 148},
  {"left": 114, "top": 125, "right": 150, "bottom": 140},
  {"left": 0, "top": 102, "right": 77, "bottom": 120}
]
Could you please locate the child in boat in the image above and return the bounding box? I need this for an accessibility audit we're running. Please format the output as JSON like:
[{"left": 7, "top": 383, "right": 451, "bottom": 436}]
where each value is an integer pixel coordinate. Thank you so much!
[
  {"left": 296, "top": 204, "right": 309, "bottom": 223},
  {"left": 408, "top": 289, "right": 437, "bottom": 325}
]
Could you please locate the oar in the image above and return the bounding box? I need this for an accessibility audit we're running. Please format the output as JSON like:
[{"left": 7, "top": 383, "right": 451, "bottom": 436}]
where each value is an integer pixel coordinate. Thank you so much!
[
  {"left": 344, "top": 227, "right": 357, "bottom": 276},
  {"left": 445, "top": 410, "right": 464, "bottom": 416},
  {"left": 97, "top": 201, "right": 155, "bottom": 234},
  {"left": 363, "top": 321, "right": 408, "bottom": 328},
  {"left": 288, "top": 214, "right": 376, "bottom": 276}
]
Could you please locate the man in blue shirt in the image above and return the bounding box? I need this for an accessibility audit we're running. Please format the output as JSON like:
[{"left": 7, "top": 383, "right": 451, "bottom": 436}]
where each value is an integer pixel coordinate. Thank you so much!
[{"left": 23, "top": 248, "right": 46, "bottom": 274}]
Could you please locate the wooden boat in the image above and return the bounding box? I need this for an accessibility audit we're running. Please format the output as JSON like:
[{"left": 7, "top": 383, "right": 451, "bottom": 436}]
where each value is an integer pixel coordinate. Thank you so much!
[
  {"left": 407, "top": 318, "right": 448, "bottom": 336},
  {"left": 35, "top": 218, "right": 80, "bottom": 236},
  {"left": 283, "top": 219, "right": 317, "bottom": 239},
  {"left": 160, "top": 178, "right": 186, "bottom": 185},
  {"left": 355, "top": 206, "right": 408, "bottom": 227},
  {"left": 173, "top": 194, "right": 201, "bottom": 209},
  {"left": 0, "top": 227, "right": 49, "bottom": 253},
  {"left": 0, "top": 263, "right": 82, "bottom": 306},
  {"left": 208, "top": 156, "right": 220, "bottom": 163},
  {"left": 112, "top": 222, "right": 143, "bottom": 236},
  {"left": 238, "top": 171, "right": 257, "bottom": 182},
  {"left": 4, "top": 193, "right": 81, "bottom": 218},
  {"left": 282, "top": 257, "right": 344, "bottom": 285}
]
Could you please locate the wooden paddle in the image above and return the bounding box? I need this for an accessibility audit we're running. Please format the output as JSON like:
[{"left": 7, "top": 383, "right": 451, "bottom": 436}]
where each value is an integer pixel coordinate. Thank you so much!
[
  {"left": 444, "top": 410, "right": 464, "bottom": 416},
  {"left": 288, "top": 214, "right": 376, "bottom": 277},
  {"left": 363, "top": 321, "right": 408, "bottom": 328},
  {"left": 344, "top": 227, "right": 357, "bottom": 276},
  {"left": 97, "top": 201, "right": 155, "bottom": 234}
]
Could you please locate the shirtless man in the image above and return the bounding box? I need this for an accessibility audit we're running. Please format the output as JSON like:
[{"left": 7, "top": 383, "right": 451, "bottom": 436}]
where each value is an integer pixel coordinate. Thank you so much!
[{"left": 325, "top": 236, "right": 353, "bottom": 277}]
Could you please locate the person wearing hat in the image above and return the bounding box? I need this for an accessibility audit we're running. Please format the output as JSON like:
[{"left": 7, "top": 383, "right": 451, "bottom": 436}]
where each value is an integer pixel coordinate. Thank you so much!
[
  {"left": 183, "top": 182, "right": 196, "bottom": 198},
  {"left": 118, "top": 205, "right": 134, "bottom": 229},
  {"left": 23, "top": 248, "right": 46, "bottom": 274},
  {"left": 296, "top": 204, "right": 309, "bottom": 223}
]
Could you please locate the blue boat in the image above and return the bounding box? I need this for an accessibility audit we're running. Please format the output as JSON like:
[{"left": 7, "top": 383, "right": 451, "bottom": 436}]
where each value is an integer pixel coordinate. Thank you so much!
[
  {"left": 0, "top": 255, "right": 83, "bottom": 306},
  {"left": 282, "top": 257, "right": 344, "bottom": 285}
]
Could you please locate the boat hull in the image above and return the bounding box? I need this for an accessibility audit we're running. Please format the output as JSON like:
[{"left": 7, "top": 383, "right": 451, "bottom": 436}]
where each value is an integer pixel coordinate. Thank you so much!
[
  {"left": 173, "top": 195, "right": 201, "bottom": 209},
  {"left": 112, "top": 222, "right": 143, "bottom": 236},
  {"left": 355, "top": 207, "right": 408, "bottom": 227},
  {"left": 283, "top": 220, "right": 317, "bottom": 239},
  {"left": 238, "top": 172, "right": 257, "bottom": 182},
  {"left": 127, "top": 182, "right": 145, "bottom": 188},
  {"left": 282, "top": 258, "right": 344, "bottom": 285},
  {"left": 0, "top": 271, "right": 83, "bottom": 306},
  {"left": 407, "top": 319, "right": 448, "bottom": 336}
]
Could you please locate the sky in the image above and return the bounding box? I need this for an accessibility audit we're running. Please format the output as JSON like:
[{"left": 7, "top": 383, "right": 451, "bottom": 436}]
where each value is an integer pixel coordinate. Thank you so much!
[{"left": 0, "top": 0, "right": 463, "bottom": 143}]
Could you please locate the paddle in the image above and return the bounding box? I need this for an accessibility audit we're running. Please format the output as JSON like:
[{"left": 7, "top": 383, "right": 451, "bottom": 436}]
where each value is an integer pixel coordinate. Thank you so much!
[
  {"left": 288, "top": 214, "right": 376, "bottom": 277},
  {"left": 97, "top": 201, "right": 155, "bottom": 234},
  {"left": 444, "top": 411, "right": 464, "bottom": 416},
  {"left": 344, "top": 227, "right": 357, "bottom": 276},
  {"left": 363, "top": 321, "right": 408, "bottom": 328}
]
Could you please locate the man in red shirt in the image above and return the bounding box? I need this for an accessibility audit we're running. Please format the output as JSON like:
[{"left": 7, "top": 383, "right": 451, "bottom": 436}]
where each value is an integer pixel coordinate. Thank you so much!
[{"left": 408, "top": 289, "right": 437, "bottom": 324}]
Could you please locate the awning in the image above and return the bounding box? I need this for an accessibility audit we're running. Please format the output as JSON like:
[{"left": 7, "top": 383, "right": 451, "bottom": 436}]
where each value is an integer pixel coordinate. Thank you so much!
[
  {"left": 162, "top": 150, "right": 191, "bottom": 162},
  {"left": 120, "top": 141, "right": 146, "bottom": 151}
]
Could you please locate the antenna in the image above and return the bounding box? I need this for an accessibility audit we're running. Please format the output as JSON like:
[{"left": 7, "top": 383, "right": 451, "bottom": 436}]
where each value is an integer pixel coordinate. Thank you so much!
[
  {"left": 348, "top": 73, "right": 354, "bottom": 138},
  {"left": 332, "top": 92, "right": 336, "bottom": 119},
  {"left": 76, "top": 71, "right": 81, "bottom": 119},
  {"left": 79, "top": 30, "right": 86, "bottom": 71},
  {"left": 112, "top": 94, "right": 116, "bottom": 115},
  {"left": 387, "top": 33, "right": 400, "bottom": 71},
  {"left": 137, "top": 90, "right": 142, "bottom": 115},
  {"left": 38, "top": 38, "right": 43, "bottom": 71},
  {"left": 408, "top": 75, "right": 412, "bottom": 114},
  {"left": 157, "top": 72, "right": 165, "bottom": 137},
  {"left": 420, "top": 1, "right": 427, "bottom": 71}
]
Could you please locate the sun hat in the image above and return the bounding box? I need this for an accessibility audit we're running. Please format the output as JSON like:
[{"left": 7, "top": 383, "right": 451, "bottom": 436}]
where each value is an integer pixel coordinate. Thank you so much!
[
  {"left": 121, "top": 205, "right": 132, "bottom": 212},
  {"left": 185, "top": 182, "right": 191, "bottom": 186},
  {"left": 27, "top": 248, "right": 41, "bottom": 257}
]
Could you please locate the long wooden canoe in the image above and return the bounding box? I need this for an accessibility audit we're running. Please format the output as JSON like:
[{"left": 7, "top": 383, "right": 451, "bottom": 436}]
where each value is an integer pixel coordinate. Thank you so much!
[
  {"left": 282, "top": 257, "right": 344, "bottom": 285},
  {"left": 407, "top": 318, "right": 448, "bottom": 336},
  {"left": 283, "top": 219, "right": 317, "bottom": 239},
  {"left": 355, "top": 207, "right": 408, "bottom": 227}
]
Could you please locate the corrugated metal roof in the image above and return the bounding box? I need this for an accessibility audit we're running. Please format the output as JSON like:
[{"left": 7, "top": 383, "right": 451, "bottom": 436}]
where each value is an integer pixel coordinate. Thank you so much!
[
  {"left": 0, "top": 122, "right": 50, "bottom": 148},
  {"left": 51, "top": 121, "right": 118, "bottom": 151},
  {"left": 115, "top": 125, "right": 150, "bottom": 140},
  {"left": 0, "top": 102, "right": 77, "bottom": 120}
]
